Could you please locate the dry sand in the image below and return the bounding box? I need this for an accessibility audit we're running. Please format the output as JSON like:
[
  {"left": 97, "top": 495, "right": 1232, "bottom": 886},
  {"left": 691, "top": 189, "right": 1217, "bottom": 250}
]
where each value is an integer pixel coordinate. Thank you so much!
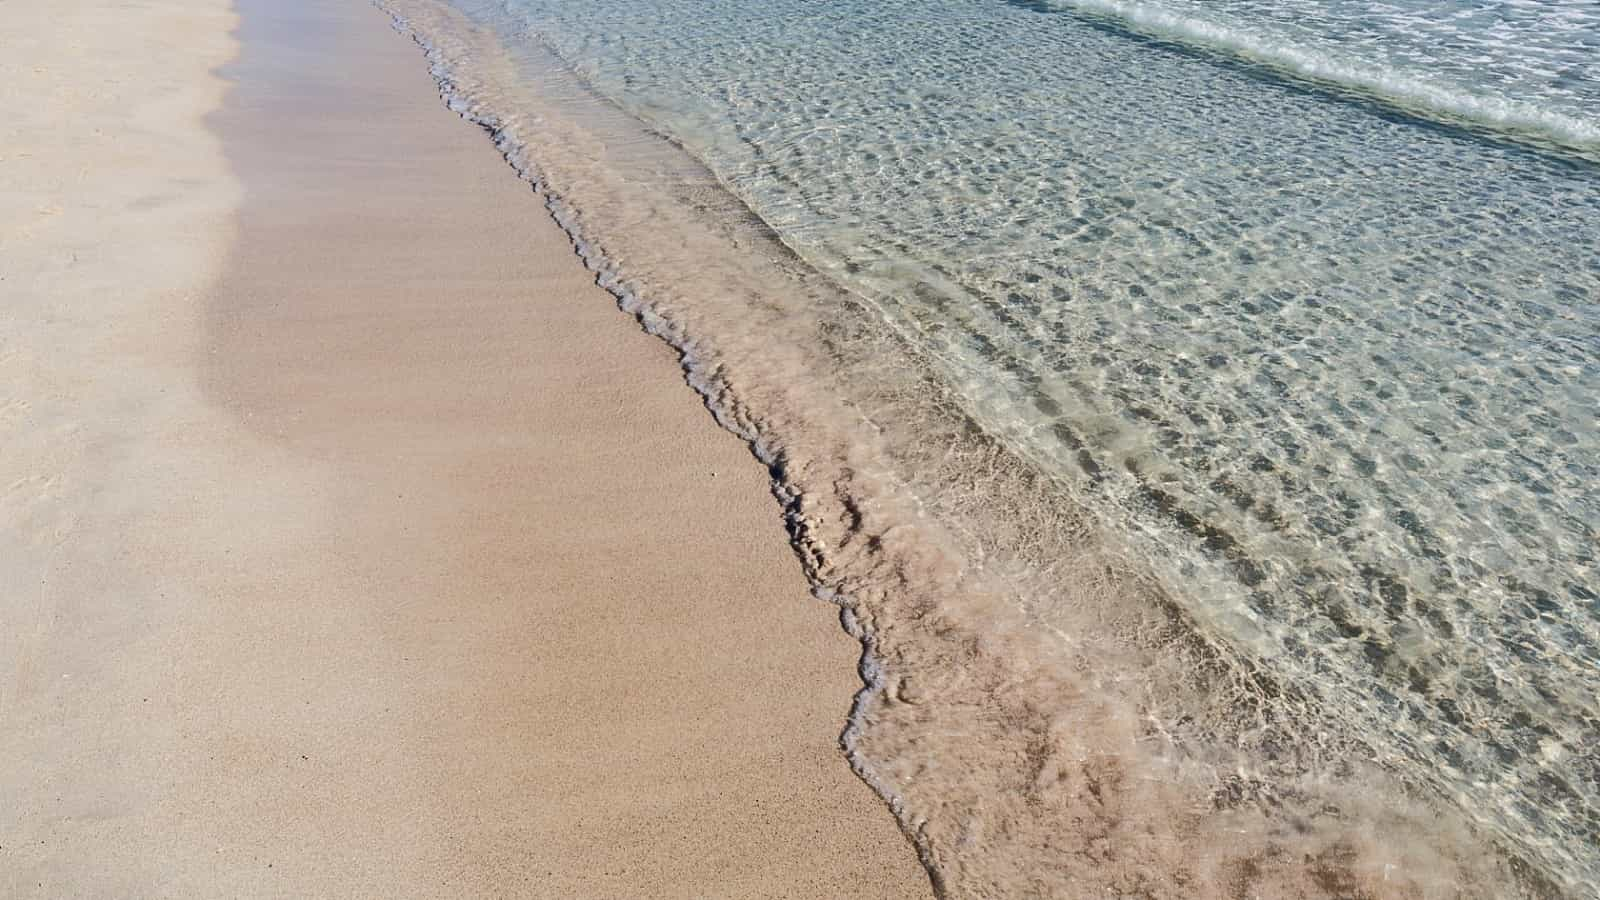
[{"left": 0, "top": 0, "right": 931, "bottom": 895}]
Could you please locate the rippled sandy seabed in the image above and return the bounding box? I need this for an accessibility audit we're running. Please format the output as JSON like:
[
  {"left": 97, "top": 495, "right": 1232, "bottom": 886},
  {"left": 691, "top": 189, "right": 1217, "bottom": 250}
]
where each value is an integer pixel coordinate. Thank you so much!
[{"left": 374, "top": 0, "right": 1597, "bottom": 895}]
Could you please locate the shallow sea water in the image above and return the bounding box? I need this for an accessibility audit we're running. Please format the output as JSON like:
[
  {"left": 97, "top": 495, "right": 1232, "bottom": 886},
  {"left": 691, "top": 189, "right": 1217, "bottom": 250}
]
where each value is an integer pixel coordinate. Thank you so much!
[{"left": 377, "top": 0, "right": 1598, "bottom": 895}]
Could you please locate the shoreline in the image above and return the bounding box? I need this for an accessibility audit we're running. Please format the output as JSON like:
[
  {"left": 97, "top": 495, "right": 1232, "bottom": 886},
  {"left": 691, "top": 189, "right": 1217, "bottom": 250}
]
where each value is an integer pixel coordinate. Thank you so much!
[
  {"left": 1, "top": 0, "right": 930, "bottom": 895},
  {"left": 371, "top": 2, "right": 1583, "bottom": 897}
]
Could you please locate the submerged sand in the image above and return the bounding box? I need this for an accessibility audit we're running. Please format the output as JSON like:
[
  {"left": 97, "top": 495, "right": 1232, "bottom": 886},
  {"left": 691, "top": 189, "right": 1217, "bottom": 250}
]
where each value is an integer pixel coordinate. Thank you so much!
[{"left": 0, "top": 0, "right": 929, "bottom": 895}]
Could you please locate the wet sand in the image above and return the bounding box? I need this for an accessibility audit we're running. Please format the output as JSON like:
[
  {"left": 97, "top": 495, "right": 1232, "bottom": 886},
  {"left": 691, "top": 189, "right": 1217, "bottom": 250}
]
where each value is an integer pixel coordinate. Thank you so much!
[{"left": 0, "top": 0, "right": 930, "bottom": 895}]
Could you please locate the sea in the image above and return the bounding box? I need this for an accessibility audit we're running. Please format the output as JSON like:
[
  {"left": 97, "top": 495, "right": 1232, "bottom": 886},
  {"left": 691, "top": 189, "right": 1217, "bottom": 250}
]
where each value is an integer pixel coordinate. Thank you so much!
[{"left": 376, "top": 0, "right": 1598, "bottom": 895}]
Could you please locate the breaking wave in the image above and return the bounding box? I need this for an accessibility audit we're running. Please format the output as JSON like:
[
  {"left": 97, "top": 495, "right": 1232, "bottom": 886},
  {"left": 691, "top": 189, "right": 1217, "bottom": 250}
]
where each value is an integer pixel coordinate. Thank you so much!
[{"left": 1036, "top": 0, "right": 1600, "bottom": 154}]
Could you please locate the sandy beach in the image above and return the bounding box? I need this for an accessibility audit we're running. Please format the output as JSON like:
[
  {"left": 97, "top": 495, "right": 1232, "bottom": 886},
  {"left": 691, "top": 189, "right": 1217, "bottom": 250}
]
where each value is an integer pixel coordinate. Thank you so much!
[{"left": 0, "top": 0, "right": 930, "bottom": 896}]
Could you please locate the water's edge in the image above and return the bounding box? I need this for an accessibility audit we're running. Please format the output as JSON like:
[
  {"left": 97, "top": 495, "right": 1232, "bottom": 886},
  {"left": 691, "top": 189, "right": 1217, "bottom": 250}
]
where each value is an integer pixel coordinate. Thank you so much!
[
  {"left": 367, "top": 2, "right": 1573, "bottom": 896},
  {"left": 369, "top": 3, "right": 945, "bottom": 886}
]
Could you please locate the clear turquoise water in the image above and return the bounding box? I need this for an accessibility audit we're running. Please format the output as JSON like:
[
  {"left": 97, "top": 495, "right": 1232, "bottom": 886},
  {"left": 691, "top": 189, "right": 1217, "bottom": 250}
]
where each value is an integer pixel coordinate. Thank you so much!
[{"left": 389, "top": 0, "right": 1598, "bottom": 893}]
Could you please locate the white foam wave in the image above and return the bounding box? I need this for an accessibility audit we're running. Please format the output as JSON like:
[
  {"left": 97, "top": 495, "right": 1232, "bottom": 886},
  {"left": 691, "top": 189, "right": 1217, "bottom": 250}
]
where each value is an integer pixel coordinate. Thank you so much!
[{"left": 1044, "top": 0, "right": 1600, "bottom": 152}]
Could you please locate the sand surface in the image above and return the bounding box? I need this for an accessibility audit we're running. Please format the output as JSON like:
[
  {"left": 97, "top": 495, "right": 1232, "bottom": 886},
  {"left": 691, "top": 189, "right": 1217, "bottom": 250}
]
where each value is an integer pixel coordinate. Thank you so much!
[{"left": 0, "top": 0, "right": 930, "bottom": 895}]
